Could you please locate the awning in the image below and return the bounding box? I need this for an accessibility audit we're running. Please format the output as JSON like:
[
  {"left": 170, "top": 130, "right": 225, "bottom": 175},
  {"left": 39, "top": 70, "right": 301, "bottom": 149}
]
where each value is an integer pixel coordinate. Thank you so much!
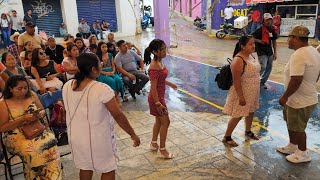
[{"left": 246, "top": 0, "right": 292, "bottom": 4}]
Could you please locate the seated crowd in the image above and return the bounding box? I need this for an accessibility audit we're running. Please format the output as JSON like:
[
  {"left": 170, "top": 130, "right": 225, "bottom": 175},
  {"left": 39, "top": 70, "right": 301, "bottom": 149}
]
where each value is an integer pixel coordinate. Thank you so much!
[{"left": 0, "top": 19, "right": 149, "bottom": 180}]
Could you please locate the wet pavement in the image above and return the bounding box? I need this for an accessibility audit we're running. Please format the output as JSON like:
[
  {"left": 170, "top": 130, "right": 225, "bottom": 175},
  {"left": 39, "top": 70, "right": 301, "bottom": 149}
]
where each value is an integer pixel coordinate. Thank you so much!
[{"left": 1, "top": 13, "right": 320, "bottom": 180}]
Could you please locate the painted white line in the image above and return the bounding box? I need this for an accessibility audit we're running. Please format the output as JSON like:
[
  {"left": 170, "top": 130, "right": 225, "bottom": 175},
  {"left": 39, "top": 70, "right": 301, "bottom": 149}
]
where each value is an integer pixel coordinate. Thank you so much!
[
  {"left": 170, "top": 54, "right": 285, "bottom": 85},
  {"left": 170, "top": 54, "right": 320, "bottom": 95}
]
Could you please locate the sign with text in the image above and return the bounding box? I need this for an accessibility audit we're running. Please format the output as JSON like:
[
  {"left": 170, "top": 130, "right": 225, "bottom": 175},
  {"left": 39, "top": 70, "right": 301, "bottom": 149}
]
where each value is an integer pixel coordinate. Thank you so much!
[
  {"left": 220, "top": 8, "right": 249, "bottom": 17},
  {"left": 280, "top": 19, "right": 316, "bottom": 37}
]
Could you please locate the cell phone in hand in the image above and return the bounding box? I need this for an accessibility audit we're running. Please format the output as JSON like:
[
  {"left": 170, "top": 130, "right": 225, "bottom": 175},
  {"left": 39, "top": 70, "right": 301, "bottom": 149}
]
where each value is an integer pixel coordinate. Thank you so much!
[{"left": 33, "top": 109, "right": 40, "bottom": 115}]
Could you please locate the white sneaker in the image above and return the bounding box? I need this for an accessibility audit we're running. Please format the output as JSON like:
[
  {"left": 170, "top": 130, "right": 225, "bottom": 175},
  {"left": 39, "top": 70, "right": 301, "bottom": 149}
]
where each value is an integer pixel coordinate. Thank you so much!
[
  {"left": 276, "top": 143, "right": 298, "bottom": 155},
  {"left": 286, "top": 149, "right": 311, "bottom": 163}
]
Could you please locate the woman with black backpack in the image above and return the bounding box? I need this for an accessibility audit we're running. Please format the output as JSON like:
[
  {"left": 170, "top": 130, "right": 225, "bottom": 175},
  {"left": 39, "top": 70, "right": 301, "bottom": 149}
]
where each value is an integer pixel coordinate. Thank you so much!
[{"left": 223, "top": 35, "right": 261, "bottom": 147}]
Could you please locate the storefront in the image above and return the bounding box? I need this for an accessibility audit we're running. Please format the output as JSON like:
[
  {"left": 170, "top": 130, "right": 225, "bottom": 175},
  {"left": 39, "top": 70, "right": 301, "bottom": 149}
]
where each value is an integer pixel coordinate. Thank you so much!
[
  {"left": 211, "top": 0, "right": 250, "bottom": 30},
  {"left": 76, "top": 0, "right": 118, "bottom": 32},
  {"left": 245, "top": 0, "right": 319, "bottom": 37},
  {"left": 22, "top": 0, "right": 63, "bottom": 37}
]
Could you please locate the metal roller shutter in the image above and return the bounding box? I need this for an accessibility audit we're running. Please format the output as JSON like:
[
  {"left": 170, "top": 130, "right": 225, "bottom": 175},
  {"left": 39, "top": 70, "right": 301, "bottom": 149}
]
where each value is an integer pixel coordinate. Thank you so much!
[
  {"left": 22, "top": 0, "right": 63, "bottom": 37},
  {"left": 76, "top": 0, "right": 118, "bottom": 32}
]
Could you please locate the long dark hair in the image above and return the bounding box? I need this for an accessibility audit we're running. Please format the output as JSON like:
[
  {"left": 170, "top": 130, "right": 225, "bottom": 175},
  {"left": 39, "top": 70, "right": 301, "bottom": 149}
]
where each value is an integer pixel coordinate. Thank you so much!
[
  {"left": 66, "top": 43, "right": 78, "bottom": 58},
  {"left": 25, "top": 51, "right": 33, "bottom": 61},
  {"left": 31, "top": 48, "right": 42, "bottom": 66},
  {"left": 1, "top": 52, "right": 10, "bottom": 65},
  {"left": 144, "top": 39, "right": 166, "bottom": 65},
  {"left": 2, "top": 75, "right": 31, "bottom": 99},
  {"left": 97, "top": 41, "right": 107, "bottom": 61},
  {"left": 107, "top": 42, "right": 117, "bottom": 57},
  {"left": 74, "top": 53, "right": 100, "bottom": 89},
  {"left": 232, "top": 35, "right": 253, "bottom": 58},
  {"left": 74, "top": 37, "right": 86, "bottom": 52}
]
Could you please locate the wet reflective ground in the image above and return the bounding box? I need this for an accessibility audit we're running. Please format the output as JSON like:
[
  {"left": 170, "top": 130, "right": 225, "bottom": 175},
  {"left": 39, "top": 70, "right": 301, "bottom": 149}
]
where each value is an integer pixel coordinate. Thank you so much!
[{"left": 2, "top": 12, "right": 320, "bottom": 180}]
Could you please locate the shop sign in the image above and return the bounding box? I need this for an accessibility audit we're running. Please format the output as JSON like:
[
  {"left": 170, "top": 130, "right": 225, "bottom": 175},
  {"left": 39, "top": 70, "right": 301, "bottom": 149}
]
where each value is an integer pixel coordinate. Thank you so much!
[
  {"left": 220, "top": 8, "right": 249, "bottom": 18},
  {"left": 280, "top": 19, "right": 316, "bottom": 37}
]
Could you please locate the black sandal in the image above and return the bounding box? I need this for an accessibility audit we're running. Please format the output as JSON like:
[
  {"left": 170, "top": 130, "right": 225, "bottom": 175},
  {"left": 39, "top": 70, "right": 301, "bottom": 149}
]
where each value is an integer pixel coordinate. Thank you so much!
[
  {"left": 245, "top": 131, "right": 259, "bottom": 140},
  {"left": 222, "top": 136, "right": 238, "bottom": 147}
]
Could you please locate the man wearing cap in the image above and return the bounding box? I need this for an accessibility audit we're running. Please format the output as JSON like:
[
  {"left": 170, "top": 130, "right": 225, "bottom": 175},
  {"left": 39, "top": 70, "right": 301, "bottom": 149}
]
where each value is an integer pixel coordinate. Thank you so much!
[
  {"left": 277, "top": 25, "right": 320, "bottom": 163},
  {"left": 45, "top": 37, "right": 65, "bottom": 64},
  {"left": 78, "top": 18, "right": 91, "bottom": 39},
  {"left": 251, "top": 13, "right": 278, "bottom": 89},
  {"left": 7, "top": 32, "right": 20, "bottom": 65},
  {"left": 18, "top": 22, "right": 44, "bottom": 53}
]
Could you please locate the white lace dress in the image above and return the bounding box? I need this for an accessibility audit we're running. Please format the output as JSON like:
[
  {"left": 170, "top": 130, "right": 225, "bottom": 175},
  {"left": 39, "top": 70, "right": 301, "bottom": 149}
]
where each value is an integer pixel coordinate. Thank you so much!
[
  {"left": 63, "top": 80, "right": 118, "bottom": 173},
  {"left": 223, "top": 55, "right": 261, "bottom": 118}
]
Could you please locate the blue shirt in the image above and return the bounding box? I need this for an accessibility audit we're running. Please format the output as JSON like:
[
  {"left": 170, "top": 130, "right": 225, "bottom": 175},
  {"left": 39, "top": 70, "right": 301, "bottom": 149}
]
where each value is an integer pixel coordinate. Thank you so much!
[
  {"left": 114, "top": 50, "right": 140, "bottom": 72},
  {"left": 23, "top": 15, "right": 38, "bottom": 26}
]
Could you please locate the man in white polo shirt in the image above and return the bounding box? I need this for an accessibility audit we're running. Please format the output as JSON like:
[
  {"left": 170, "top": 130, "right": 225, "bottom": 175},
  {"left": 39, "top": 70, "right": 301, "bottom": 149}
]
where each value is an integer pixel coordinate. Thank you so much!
[{"left": 277, "top": 25, "right": 320, "bottom": 163}]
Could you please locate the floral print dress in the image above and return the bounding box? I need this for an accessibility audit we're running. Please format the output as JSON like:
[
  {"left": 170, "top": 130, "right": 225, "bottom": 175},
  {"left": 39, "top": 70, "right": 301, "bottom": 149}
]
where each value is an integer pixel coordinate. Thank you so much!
[{"left": 3, "top": 100, "right": 63, "bottom": 180}]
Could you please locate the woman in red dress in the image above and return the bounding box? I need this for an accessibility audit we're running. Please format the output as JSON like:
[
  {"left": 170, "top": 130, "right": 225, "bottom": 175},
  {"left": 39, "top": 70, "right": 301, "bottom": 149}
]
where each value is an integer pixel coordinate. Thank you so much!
[{"left": 144, "top": 39, "right": 177, "bottom": 159}]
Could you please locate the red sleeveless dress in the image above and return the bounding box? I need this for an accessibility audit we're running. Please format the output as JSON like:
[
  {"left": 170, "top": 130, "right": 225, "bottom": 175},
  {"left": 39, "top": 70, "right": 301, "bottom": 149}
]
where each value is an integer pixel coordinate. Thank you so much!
[{"left": 148, "top": 67, "right": 168, "bottom": 116}]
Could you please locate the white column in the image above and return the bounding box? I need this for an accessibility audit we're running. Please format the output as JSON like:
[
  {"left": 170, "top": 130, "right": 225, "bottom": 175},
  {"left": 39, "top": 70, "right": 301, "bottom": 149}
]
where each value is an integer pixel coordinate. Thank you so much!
[
  {"left": 206, "top": 0, "right": 212, "bottom": 35},
  {"left": 60, "top": 0, "right": 79, "bottom": 36},
  {"left": 1, "top": 0, "right": 24, "bottom": 17},
  {"left": 115, "top": 0, "right": 137, "bottom": 36}
]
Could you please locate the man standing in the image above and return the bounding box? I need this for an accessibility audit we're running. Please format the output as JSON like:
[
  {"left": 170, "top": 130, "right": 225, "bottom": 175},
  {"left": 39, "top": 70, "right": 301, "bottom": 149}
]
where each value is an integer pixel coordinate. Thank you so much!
[
  {"left": 45, "top": 37, "right": 65, "bottom": 64},
  {"left": 252, "top": 13, "right": 278, "bottom": 89},
  {"left": 115, "top": 40, "right": 149, "bottom": 99},
  {"left": 224, "top": 3, "right": 234, "bottom": 24},
  {"left": 9, "top": 10, "right": 23, "bottom": 34},
  {"left": 277, "top": 25, "right": 320, "bottom": 163},
  {"left": 18, "top": 22, "right": 44, "bottom": 53},
  {"left": 23, "top": 9, "right": 48, "bottom": 34}
]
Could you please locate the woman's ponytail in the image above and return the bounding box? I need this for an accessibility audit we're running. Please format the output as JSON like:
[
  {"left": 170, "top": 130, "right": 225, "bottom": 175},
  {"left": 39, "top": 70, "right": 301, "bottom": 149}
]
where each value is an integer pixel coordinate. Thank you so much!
[
  {"left": 144, "top": 47, "right": 152, "bottom": 65},
  {"left": 232, "top": 42, "right": 241, "bottom": 58},
  {"left": 74, "top": 72, "right": 85, "bottom": 89}
]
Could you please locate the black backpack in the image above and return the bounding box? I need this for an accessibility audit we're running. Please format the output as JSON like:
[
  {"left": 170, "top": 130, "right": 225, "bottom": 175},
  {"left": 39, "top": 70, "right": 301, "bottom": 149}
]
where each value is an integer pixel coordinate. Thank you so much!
[{"left": 215, "top": 56, "right": 246, "bottom": 90}]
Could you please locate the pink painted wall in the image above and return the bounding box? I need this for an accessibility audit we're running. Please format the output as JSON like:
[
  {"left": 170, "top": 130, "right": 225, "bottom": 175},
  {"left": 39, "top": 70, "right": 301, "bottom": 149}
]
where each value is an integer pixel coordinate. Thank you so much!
[{"left": 171, "top": 0, "right": 202, "bottom": 19}]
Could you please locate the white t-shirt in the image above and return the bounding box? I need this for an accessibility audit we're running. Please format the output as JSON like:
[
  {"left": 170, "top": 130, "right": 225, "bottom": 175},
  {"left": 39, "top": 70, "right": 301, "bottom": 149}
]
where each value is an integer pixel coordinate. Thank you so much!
[
  {"left": 0, "top": 19, "right": 9, "bottom": 28},
  {"left": 224, "top": 7, "right": 234, "bottom": 20},
  {"left": 11, "top": 16, "right": 23, "bottom": 30},
  {"left": 284, "top": 46, "right": 320, "bottom": 108}
]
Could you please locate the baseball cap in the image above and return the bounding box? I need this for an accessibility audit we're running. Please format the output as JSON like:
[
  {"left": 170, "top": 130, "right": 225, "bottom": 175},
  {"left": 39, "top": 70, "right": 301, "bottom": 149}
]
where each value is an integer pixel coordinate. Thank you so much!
[
  {"left": 288, "top": 25, "right": 310, "bottom": 37},
  {"left": 263, "top": 13, "right": 272, "bottom": 20},
  {"left": 25, "top": 21, "right": 35, "bottom": 27}
]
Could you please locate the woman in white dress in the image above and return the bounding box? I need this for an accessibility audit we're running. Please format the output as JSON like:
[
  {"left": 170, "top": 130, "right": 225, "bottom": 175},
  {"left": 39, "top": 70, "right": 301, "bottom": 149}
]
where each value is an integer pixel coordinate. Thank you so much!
[{"left": 62, "top": 53, "right": 140, "bottom": 180}]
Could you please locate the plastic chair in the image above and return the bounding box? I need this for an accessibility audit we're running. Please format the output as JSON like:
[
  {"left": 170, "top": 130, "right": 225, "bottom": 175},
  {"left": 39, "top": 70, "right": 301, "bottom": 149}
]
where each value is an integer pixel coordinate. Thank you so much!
[{"left": 0, "top": 134, "right": 24, "bottom": 180}]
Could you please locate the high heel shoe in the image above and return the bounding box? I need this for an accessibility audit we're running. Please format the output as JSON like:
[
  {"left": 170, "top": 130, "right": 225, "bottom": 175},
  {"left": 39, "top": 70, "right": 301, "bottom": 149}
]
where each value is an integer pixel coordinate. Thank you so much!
[
  {"left": 150, "top": 141, "right": 159, "bottom": 151},
  {"left": 159, "top": 148, "right": 174, "bottom": 159}
]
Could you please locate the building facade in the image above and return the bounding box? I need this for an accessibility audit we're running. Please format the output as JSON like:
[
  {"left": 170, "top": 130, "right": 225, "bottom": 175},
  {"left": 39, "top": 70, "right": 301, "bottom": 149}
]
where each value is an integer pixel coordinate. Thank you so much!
[
  {"left": 208, "top": 0, "right": 320, "bottom": 37},
  {"left": 0, "top": 0, "right": 140, "bottom": 37},
  {"left": 170, "top": 0, "right": 206, "bottom": 19}
]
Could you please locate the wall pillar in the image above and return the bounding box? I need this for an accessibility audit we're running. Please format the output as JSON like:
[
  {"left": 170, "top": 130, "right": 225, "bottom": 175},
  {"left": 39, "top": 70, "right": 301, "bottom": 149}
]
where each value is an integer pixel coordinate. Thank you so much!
[
  {"left": 206, "top": 0, "right": 212, "bottom": 35},
  {"left": 153, "top": 0, "right": 170, "bottom": 46},
  {"left": 60, "top": 0, "right": 78, "bottom": 36}
]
